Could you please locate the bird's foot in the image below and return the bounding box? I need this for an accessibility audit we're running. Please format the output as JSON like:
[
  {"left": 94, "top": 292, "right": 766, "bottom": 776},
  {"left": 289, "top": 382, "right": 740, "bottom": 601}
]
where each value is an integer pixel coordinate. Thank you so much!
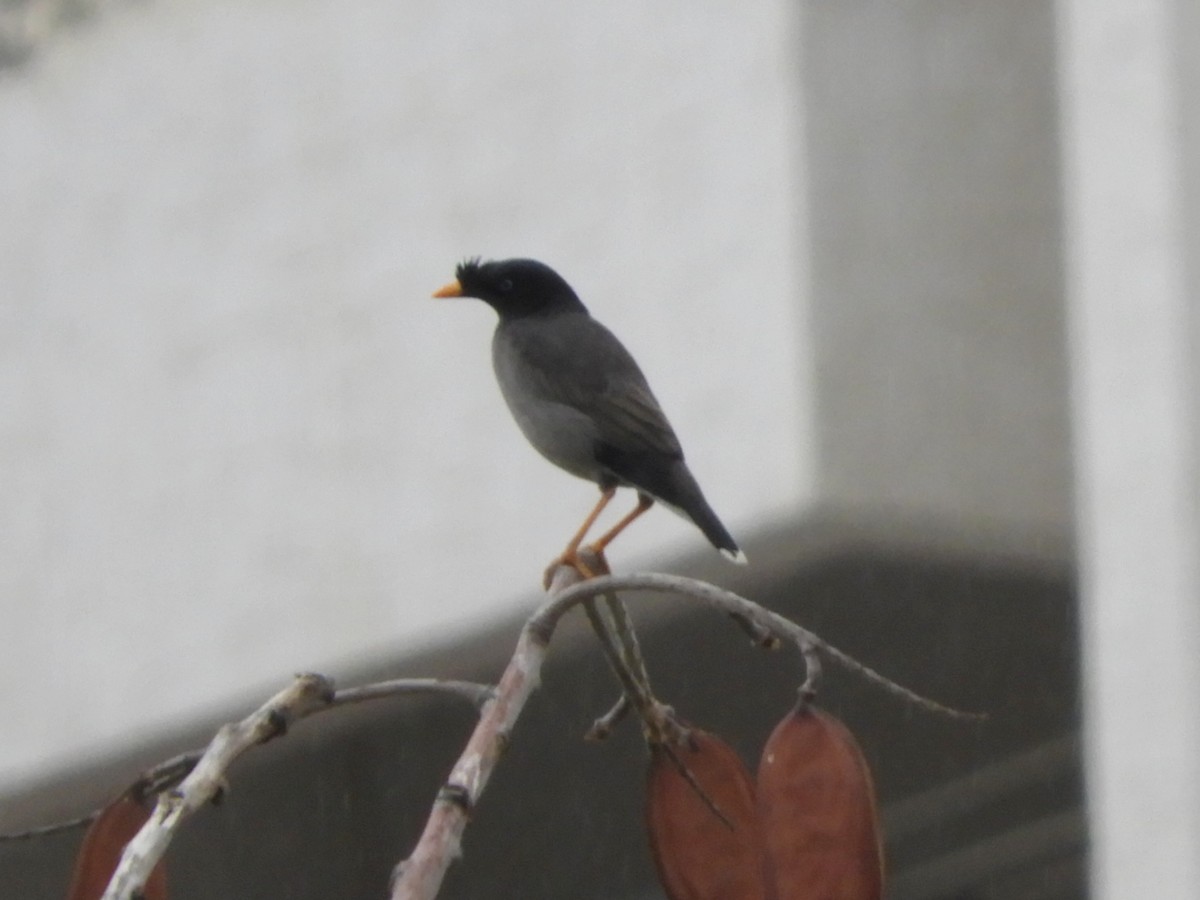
[{"left": 542, "top": 545, "right": 610, "bottom": 590}]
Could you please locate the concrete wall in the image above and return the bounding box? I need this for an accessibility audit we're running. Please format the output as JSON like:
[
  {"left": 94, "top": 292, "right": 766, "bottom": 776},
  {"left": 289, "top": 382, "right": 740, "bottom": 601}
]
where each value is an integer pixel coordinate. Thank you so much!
[{"left": 0, "top": 0, "right": 805, "bottom": 791}]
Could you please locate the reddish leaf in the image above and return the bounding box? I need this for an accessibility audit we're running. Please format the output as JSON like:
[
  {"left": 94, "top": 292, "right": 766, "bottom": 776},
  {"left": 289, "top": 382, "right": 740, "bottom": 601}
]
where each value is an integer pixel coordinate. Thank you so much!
[
  {"left": 646, "top": 727, "right": 772, "bottom": 900},
  {"left": 65, "top": 791, "right": 167, "bottom": 900},
  {"left": 757, "top": 705, "right": 883, "bottom": 900}
]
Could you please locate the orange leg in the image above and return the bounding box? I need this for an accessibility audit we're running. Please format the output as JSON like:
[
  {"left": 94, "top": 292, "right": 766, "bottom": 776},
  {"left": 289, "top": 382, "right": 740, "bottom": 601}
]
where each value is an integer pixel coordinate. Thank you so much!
[
  {"left": 587, "top": 493, "right": 654, "bottom": 556},
  {"left": 564, "top": 486, "right": 616, "bottom": 557},
  {"left": 545, "top": 488, "right": 616, "bottom": 586}
]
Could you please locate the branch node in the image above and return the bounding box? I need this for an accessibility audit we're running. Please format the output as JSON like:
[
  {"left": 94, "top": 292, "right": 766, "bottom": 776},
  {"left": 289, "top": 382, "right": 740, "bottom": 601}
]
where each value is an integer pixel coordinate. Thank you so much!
[
  {"left": 526, "top": 616, "right": 555, "bottom": 645},
  {"left": 729, "top": 610, "right": 779, "bottom": 648},
  {"left": 389, "top": 860, "right": 409, "bottom": 894},
  {"left": 586, "top": 695, "right": 631, "bottom": 740},
  {"left": 265, "top": 708, "right": 290, "bottom": 739},
  {"left": 642, "top": 701, "right": 688, "bottom": 747},
  {"left": 437, "top": 783, "right": 474, "bottom": 814},
  {"left": 494, "top": 730, "right": 512, "bottom": 757}
]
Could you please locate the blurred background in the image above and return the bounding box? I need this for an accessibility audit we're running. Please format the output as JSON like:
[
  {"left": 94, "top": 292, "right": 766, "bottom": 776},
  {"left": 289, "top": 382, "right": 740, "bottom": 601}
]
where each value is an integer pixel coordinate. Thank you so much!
[{"left": 0, "top": 0, "right": 1195, "bottom": 898}]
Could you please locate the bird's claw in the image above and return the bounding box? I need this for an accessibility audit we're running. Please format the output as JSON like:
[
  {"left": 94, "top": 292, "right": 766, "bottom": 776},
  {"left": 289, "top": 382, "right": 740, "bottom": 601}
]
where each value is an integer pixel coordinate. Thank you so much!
[{"left": 542, "top": 546, "right": 609, "bottom": 590}]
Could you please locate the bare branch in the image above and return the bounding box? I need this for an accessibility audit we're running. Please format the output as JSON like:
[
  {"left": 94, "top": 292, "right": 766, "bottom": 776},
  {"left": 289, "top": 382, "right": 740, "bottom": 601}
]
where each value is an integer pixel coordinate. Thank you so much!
[
  {"left": 0, "top": 812, "right": 98, "bottom": 842},
  {"left": 100, "top": 674, "right": 335, "bottom": 900},
  {"left": 96, "top": 674, "right": 496, "bottom": 898},
  {"left": 537, "top": 570, "right": 980, "bottom": 720},
  {"left": 131, "top": 751, "right": 206, "bottom": 800},
  {"left": 5, "top": 678, "right": 492, "bottom": 848},
  {"left": 572, "top": 549, "right": 659, "bottom": 730},
  {"left": 0, "top": 753, "right": 204, "bottom": 844},
  {"left": 390, "top": 564, "right": 586, "bottom": 899},
  {"left": 87, "top": 566, "right": 975, "bottom": 900},
  {"left": 392, "top": 566, "right": 976, "bottom": 899},
  {"left": 332, "top": 678, "right": 494, "bottom": 710}
]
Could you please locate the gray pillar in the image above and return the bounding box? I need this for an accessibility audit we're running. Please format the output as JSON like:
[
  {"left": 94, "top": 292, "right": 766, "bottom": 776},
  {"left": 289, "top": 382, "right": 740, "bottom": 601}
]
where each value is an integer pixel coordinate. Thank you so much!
[{"left": 799, "top": 1, "right": 1072, "bottom": 534}]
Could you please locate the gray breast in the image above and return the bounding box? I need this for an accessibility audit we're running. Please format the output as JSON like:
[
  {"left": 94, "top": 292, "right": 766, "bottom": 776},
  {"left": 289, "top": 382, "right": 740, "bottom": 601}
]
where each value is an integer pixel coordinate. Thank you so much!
[{"left": 491, "top": 319, "right": 606, "bottom": 484}]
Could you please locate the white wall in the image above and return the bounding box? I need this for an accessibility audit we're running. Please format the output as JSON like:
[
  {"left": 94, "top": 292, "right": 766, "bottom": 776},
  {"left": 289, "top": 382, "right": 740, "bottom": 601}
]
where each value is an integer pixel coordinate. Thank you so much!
[{"left": 0, "top": 0, "right": 808, "bottom": 791}]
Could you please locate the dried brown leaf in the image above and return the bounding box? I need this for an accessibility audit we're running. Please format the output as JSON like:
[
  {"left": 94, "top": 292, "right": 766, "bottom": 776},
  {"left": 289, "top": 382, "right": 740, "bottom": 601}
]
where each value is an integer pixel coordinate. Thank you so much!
[
  {"left": 646, "top": 727, "right": 772, "bottom": 900},
  {"left": 757, "top": 705, "right": 882, "bottom": 900},
  {"left": 65, "top": 791, "right": 167, "bottom": 900}
]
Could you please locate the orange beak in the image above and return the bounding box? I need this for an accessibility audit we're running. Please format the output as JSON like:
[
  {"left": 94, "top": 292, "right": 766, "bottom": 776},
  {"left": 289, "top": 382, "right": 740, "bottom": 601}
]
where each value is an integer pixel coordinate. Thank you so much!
[{"left": 432, "top": 279, "right": 464, "bottom": 298}]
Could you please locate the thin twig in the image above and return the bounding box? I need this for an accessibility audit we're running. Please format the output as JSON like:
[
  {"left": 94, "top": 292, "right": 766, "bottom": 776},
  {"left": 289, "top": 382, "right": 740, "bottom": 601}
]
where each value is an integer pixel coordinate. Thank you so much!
[
  {"left": 574, "top": 550, "right": 666, "bottom": 738},
  {"left": 574, "top": 549, "right": 658, "bottom": 723},
  {"left": 601, "top": 593, "right": 653, "bottom": 702},
  {"left": 653, "top": 738, "right": 736, "bottom": 831},
  {"left": 539, "top": 572, "right": 982, "bottom": 721},
  {"left": 728, "top": 610, "right": 780, "bottom": 648},
  {"left": 0, "top": 813, "right": 98, "bottom": 841},
  {"left": 7, "top": 678, "right": 493, "bottom": 849},
  {"left": 393, "top": 566, "right": 979, "bottom": 899},
  {"left": 100, "top": 674, "right": 336, "bottom": 900},
  {"left": 332, "top": 678, "right": 494, "bottom": 710},
  {"left": 0, "top": 753, "right": 204, "bottom": 843},
  {"left": 585, "top": 695, "right": 631, "bottom": 740},
  {"left": 579, "top": 561, "right": 733, "bottom": 828},
  {"left": 556, "top": 550, "right": 665, "bottom": 748},
  {"left": 132, "top": 752, "right": 205, "bottom": 800},
  {"left": 582, "top": 598, "right": 648, "bottom": 705}
]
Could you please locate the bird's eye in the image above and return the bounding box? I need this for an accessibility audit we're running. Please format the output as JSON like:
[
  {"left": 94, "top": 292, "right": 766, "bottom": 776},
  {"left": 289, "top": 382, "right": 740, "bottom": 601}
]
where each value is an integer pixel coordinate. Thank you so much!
[{"left": 498, "top": 278, "right": 514, "bottom": 293}]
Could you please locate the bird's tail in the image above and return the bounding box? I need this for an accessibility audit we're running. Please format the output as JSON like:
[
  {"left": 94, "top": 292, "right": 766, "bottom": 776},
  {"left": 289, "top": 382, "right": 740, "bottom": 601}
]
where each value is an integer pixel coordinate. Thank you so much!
[
  {"left": 656, "top": 463, "right": 747, "bottom": 564},
  {"left": 689, "top": 499, "right": 747, "bottom": 564}
]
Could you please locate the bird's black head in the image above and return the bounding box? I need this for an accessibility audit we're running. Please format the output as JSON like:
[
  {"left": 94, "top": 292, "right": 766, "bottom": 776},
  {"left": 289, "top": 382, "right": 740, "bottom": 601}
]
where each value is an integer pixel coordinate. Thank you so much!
[{"left": 433, "top": 258, "right": 588, "bottom": 319}]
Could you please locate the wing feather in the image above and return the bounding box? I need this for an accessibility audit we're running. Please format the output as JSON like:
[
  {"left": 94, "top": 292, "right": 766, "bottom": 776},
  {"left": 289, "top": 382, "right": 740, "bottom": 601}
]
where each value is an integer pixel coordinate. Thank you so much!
[{"left": 504, "top": 314, "right": 683, "bottom": 459}]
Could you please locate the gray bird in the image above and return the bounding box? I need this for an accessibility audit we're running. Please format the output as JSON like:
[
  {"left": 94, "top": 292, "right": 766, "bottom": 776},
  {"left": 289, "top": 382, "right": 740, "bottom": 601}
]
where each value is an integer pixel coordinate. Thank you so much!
[{"left": 433, "top": 257, "right": 744, "bottom": 571}]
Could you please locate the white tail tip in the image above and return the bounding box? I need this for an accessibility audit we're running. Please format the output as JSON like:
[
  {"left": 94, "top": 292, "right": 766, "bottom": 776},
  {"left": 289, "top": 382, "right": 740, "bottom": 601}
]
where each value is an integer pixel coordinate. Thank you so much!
[{"left": 721, "top": 548, "right": 748, "bottom": 565}]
